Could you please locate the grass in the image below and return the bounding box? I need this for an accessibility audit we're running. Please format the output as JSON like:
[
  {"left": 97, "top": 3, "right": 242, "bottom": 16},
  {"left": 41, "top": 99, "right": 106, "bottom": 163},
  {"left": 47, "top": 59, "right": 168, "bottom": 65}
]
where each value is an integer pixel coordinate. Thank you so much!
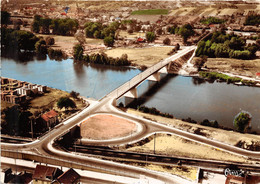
[
  {"left": 105, "top": 46, "right": 173, "bottom": 67},
  {"left": 199, "top": 71, "right": 256, "bottom": 85},
  {"left": 131, "top": 9, "right": 168, "bottom": 15}
]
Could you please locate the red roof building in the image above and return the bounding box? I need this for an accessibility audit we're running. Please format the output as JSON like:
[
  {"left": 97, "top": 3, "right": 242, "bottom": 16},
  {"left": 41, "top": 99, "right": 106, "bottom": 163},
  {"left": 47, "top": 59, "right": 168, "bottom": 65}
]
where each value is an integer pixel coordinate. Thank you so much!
[
  {"left": 137, "top": 37, "right": 145, "bottom": 43},
  {"left": 36, "top": 110, "right": 59, "bottom": 131},
  {"left": 55, "top": 168, "right": 80, "bottom": 184},
  {"left": 41, "top": 110, "right": 58, "bottom": 123},
  {"left": 32, "top": 165, "right": 63, "bottom": 183}
]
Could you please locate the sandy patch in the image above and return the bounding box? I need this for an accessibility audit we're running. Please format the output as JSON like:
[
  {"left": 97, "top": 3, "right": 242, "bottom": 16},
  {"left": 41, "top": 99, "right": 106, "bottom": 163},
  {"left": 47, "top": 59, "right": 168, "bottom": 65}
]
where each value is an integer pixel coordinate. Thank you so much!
[
  {"left": 80, "top": 114, "right": 137, "bottom": 140},
  {"left": 105, "top": 47, "right": 173, "bottom": 67},
  {"left": 118, "top": 30, "right": 145, "bottom": 39},
  {"left": 127, "top": 109, "right": 260, "bottom": 147},
  {"left": 127, "top": 133, "right": 249, "bottom": 163}
]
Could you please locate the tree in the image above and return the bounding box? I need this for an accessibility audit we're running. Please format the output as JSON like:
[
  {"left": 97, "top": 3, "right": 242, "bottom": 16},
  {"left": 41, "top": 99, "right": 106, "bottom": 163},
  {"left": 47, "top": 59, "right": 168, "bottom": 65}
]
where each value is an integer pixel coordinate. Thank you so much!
[
  {"left": 1, "top": 11, "right": 10, "bottom": 26},
  {"left": 146, "top": 32, "right": 156, "bottom": 42},
  {"left": 35, "top": 39, "right": 47, "bottom": 54},
  {"left": 41, "top": 18, "right": 52, "bottom": 34},
  {"left": 45, "top": 36, "right": 55, "bottom": 46},
  {"left": 2, "top": 106, "right": 32, "bottom": 136},
  {"left": 57, "top": 97, "right": 76, "bottom": 110},
  {"left": 73, "top": 44, "right": 84, "bottom": 61},
  {"left": 70, "top": 91, "right": 80, "bottom": 99},
  {"left": 177, "top": 24, "right": 195, "bottom": 43},
  {"left": 156, "top": 28, "right": 163, "bottom": 35},
  {"left": 234, "top": 111, "right": 252, "bottom": 132},
  {"left": 104, "top": 36, "right": 114, "bottom": 47},
  {"left": 175, "top": 43, "right": 180, "bottom": 50},
  {"left": 163, "top": 37, "right": 171, "bottom": 45}
]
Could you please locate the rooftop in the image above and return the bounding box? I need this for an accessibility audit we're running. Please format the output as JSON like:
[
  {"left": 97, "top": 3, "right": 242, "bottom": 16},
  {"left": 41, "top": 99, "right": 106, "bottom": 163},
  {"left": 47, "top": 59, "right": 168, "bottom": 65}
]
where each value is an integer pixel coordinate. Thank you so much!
[
  {"left": 41, "top": 110, "right": 58, "bottom": 122},
  {"left": 56, "top": 168, "right": 80, "bottom": 184}
]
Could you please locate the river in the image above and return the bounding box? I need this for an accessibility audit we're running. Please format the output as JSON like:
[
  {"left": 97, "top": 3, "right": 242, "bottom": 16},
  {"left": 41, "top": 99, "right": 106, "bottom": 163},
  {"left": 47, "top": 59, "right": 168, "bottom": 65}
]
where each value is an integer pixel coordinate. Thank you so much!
[{"left": 2, "top": 56, "right": 260, "bottom": 132}]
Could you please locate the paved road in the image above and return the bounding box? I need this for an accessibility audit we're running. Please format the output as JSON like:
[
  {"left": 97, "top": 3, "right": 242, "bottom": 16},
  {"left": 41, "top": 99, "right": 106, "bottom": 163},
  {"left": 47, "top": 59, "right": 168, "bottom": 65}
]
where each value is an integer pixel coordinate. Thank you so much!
[{"left": 2, "top": 46, "right": 260, "bottom": 184}]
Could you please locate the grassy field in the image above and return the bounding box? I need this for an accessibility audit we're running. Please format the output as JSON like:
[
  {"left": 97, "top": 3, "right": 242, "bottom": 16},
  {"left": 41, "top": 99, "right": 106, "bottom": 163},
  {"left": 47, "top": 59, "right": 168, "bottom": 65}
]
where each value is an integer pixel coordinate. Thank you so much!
[
  {"left": 29, "top": 87, "right": 86, "bottom": 119},
  {"left": 126, "top": 133, "right": 250, "bottom": 163},
  {"left": 118, "top": 30, "right": 145, "bottom": 39},
  {"left": 201, "top": 57, "right": 260, "bottom": 78},
  {"left": 105, "top": 46, "right": 173, "bottom": 67},
  {"left": 131, "top": 9, "right": 168, "bottom": 15}
]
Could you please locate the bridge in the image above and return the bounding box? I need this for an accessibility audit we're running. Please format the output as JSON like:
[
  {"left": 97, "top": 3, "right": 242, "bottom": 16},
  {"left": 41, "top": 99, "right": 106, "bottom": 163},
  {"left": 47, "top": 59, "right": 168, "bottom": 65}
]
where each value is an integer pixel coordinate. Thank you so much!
[
  {"left": 106, "top": 46, "right": 197, "bottom": 99},
  {"left": 3, "top": 44, "right": 260, "bottom": 184}
]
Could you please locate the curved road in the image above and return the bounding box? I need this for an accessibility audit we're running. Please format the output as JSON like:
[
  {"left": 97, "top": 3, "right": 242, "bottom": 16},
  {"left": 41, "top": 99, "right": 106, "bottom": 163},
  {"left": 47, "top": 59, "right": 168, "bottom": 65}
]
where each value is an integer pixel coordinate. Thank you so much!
[{"left": 2, "top": 46, "right": 260, "bottom": 183}]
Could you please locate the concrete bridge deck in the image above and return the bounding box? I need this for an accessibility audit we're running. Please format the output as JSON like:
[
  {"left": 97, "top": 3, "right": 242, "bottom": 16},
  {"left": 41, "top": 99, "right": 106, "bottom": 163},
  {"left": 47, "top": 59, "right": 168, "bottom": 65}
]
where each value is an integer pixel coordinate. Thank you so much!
[{"left": 106, "top": 46, "right": 197, "bottom": 99}]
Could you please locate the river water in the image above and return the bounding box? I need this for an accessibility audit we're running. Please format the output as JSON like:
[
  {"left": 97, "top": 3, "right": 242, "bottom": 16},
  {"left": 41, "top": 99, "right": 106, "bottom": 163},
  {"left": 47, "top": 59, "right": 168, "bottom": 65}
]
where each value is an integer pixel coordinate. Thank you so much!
[{"left": 2, "top": 56, "right": 260, "bottom": 132}]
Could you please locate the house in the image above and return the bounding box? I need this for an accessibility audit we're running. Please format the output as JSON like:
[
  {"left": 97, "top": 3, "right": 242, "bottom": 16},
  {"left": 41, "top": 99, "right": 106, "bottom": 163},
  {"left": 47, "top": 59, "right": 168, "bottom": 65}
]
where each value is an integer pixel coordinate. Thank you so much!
[
  {"left": 225, "top": 175, "right": 246, "bottom": 184},
  {"left": 256, "top": 72, "right": 260, "bottom": 79},
  {"left": 16, "top": 87, "right": 32, "bottom": 96},
  {"left": 137, "top": 37, "right": 145, "bottom": 43},
  {"left": 1, "top": 77, "right": 9, "bottom": 85},
  {"left": 3, "top": 168, "right": 32, "bottom": 184},
  {"left": 54, "top": 168, "right": 80, "bottom": 184},
  {"left": 36, "top": 110, "right": 59, "bottom": 131},
  {"left": 32, "top": 165, "right": 63, "bottom": 184}
]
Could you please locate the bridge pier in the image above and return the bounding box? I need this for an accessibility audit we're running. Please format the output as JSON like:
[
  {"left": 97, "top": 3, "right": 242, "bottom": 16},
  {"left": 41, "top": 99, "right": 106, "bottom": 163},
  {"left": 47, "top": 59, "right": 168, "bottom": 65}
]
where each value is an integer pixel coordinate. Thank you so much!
[
  {"left": 123, "top": 88, "right": 138, "bottom": 99},
  {"left": 147, "top": 72, "right": 161, "bottom": 82}
]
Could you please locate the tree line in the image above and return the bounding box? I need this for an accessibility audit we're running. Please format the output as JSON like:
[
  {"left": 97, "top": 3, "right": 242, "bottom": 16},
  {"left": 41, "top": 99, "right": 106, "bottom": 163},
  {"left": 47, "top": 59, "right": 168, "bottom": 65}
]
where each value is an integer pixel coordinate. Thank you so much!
[
  {"left": 196, "top": 31, "right": 259, "bottom": 60},
  {"left": 1, "top": 28, "right": 65, "bottom": 60},
  {"left": 32, "top": 15, "right": 79, "bottom": 36},
  {"left": 167, "top": 24, "right": 195, "bottom": 43},
  {"left": 244, "top": 14, "right": 260, "bottom": 26},
  {"left": 73, "top": 44, "right": 131, "bottom": 66}
]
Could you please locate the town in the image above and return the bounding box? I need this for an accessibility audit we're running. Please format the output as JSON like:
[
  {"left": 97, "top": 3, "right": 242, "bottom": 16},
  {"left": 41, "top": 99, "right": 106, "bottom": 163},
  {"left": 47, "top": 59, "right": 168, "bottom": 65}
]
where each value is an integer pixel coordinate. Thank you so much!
[{"left": 1, "top": 0, "right": 260, "bottom": 184}]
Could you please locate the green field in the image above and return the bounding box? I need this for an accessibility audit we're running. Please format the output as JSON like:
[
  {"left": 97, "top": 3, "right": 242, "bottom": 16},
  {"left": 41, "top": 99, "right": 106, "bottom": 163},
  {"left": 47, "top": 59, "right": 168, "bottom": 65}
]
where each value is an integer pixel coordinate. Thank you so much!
[{"left": 131, "top": 9, "right": 168, "bottom": 15}]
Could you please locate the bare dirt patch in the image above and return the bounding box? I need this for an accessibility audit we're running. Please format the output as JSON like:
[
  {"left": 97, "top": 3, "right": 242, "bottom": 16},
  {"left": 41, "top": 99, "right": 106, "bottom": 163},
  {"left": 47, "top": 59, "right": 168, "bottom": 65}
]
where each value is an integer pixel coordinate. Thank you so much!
[
  {"left": 80, "top": 114, "right": 137, "bottom": 140},
  {"left": 126, "top": 133, "right": 250, "bottom": 163},
  {"left": 127, "top": 109, "right": 260, "bottom": 149},
  {"left": 105, "top": 47, "right": 173, "bottom": 67}
]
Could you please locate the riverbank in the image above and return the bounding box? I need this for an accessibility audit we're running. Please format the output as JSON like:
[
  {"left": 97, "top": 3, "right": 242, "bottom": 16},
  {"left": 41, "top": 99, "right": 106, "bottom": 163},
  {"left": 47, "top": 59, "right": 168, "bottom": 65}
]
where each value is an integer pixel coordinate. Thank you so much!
[
  {"left": 197, "top": 57, "right": 260, "bottom": 82},
  {"left": 1, "top": 77, "right": 88, "bottom": 137},
  {"left": 126, "top": 108, "right": 260, "bottom": 151}
]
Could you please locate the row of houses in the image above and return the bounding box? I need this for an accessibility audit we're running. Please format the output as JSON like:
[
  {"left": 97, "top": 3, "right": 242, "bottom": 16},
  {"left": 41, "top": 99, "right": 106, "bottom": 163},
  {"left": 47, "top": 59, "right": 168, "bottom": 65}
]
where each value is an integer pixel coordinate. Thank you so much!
[
  {"left": 1, "top": 77, "right": 47, "bottom": 104},
  {"left": 3, "top": 165, "right": 80, "bottom": 184}
]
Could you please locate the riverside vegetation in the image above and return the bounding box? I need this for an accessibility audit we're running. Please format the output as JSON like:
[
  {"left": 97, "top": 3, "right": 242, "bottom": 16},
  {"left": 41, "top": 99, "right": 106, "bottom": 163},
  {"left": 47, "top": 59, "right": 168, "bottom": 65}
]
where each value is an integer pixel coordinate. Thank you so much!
[
  {"left": 73, "top": 44, "right": 131, "bottom": 66},
  {"left": 199, "top": 71, "right": 257, "bottom": 86}
]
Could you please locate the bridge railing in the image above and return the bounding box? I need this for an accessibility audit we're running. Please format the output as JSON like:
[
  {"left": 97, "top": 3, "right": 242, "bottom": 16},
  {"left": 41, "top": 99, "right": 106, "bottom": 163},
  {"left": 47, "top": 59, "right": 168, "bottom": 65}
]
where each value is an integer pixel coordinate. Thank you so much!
[{"left": 104, "top": 46, "right": 196, "bottom": 100}]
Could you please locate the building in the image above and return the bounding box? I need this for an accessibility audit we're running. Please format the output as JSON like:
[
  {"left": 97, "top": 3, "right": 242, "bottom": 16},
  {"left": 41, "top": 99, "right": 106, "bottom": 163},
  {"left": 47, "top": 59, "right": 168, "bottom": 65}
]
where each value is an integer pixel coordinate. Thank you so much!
[
  {"left": 35, "top": 110, "right": 59, "bottom": 132},
  {"left": 32, "top": 165, "right": 63, "bottom": 184},
  {"left": 3, "top": 168, "right": 32, "bottom": 184},
  {"left": 54, "top": 168, "right": 80, "bottom": 184}
]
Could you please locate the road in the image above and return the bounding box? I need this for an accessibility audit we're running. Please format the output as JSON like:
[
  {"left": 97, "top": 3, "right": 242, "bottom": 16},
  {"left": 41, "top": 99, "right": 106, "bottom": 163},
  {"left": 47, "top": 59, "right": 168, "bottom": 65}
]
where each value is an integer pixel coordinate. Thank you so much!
[{"left": 2, "top": 46, "right": 260, "bottom": 184}]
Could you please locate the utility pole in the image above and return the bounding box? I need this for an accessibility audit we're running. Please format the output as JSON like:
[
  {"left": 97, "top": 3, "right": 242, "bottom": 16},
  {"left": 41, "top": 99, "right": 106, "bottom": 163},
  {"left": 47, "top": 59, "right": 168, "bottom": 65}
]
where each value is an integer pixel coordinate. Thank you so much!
[
  {"left": 30, "top": 119, "right": 34, "bottom": 139},
  {"left": 154, "top": 133, "right": 156, "bottom": 154}
]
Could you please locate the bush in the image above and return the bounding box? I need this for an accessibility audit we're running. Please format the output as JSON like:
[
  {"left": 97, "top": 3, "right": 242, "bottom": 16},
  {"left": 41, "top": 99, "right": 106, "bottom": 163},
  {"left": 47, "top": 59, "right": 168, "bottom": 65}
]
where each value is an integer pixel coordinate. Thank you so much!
[
  {"left": 233, "top": 111, "right": 252, "bottom": 132},
  {"left": 104, "top": 36, "right": 114, "bottom": 47},
  {"left": 48, "top": 48, "right": 64, "bottom": 60},
  {"left": 163, "top": 37, "right": 171, "bottom": 45},
  {"left": 73, "top": 44, "right": 84, "bottom": 61},
  {"left": 57, "top": 97, "right": 76, "bottom": 110},
  {"left": 45, "top": 36, "right": 55, "bottom": 45},
  {"left": 146, "top": 32, "right": 156, "bottom": 42},
  {"left": 70, "top": 91, "right": 80, "bottom": 99}
]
